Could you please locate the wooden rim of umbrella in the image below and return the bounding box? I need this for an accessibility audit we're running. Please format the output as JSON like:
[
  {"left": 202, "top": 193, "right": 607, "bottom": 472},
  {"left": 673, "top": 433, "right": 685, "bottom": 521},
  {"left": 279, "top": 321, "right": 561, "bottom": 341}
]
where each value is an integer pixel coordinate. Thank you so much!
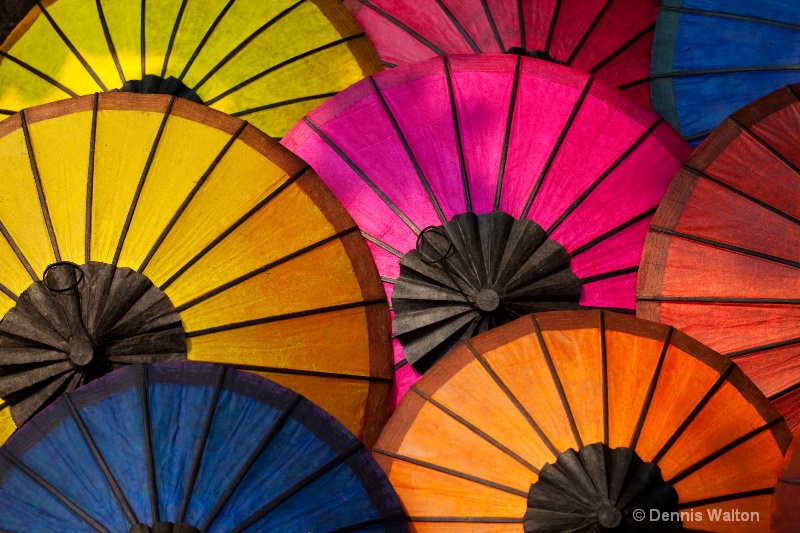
[
  {"left": 374, "top": 310, "right": 790, "bottom": 531},
  {"left": 638, "top": 82, "right": 800, "bottom": 434},
  {"left": 0, "top": 92, "right": 391, "bottom": 446}
]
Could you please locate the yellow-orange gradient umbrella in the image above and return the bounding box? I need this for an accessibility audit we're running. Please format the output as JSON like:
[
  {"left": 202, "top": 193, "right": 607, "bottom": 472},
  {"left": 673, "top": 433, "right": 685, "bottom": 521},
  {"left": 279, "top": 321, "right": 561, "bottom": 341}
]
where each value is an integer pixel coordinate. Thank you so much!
[
  {"left": 0, "top": 92, "right": 391, "bottom": 446},
  {"left": 0, "top": 0, "right": 380, "bottom": 137},
  {"left": 374, "top": 310, "right": 789, "bottom": 532}
]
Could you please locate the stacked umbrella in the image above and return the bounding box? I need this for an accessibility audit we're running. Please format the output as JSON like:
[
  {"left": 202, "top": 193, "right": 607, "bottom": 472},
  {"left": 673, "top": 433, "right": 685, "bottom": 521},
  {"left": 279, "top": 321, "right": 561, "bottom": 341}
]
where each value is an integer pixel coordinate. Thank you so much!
[{"left": 0, "top": 0, "right": 798, "bottom": 532}]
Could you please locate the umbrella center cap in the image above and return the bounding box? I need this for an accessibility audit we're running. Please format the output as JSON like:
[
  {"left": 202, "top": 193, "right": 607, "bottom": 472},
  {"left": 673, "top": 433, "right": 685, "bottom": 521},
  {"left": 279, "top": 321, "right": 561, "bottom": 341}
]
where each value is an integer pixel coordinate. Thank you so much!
[
  {"left": 68, "top": 337, "right": 95, "bottom": 367},
  {"left": 475, "top": 288, "right": 500, "bottom": 312},
  {"left": 597, "top": 503, "right": 622, "bottom": 528}
]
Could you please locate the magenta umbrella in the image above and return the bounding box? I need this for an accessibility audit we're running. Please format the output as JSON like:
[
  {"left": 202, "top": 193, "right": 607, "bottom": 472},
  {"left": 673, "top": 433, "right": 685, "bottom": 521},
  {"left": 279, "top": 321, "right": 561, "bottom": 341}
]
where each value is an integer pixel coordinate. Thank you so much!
[{"left": 282, "top": 55, "right": 689, "bottom": 407}]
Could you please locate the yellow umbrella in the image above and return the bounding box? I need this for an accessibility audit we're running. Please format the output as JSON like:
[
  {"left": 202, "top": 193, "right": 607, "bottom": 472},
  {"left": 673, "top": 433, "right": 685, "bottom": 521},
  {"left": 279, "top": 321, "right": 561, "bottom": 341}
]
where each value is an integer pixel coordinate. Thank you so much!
[
  {"left": 0, "top": 0, "right": 380, "bottom": 137},
  {"left": 0, "top": 92, "right": 392, "bottom": 446}
]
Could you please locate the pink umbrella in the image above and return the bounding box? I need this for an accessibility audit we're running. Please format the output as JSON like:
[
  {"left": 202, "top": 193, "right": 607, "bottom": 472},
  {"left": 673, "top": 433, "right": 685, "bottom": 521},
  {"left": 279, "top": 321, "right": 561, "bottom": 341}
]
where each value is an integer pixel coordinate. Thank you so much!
[{"left": 282, "top": 55, "right": 689, "bottom": 407}]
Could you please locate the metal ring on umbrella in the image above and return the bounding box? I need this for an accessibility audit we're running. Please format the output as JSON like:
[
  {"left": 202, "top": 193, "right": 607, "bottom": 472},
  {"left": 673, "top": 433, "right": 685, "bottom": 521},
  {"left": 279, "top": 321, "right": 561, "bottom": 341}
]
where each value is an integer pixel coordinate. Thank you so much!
[
  {"left": 0, "top": 362, "right": 409, "bottom": 532},
  {"left": 638, "top": 83, "right": 800, "bottom": 434},
  {"left": 0, "top": 92, "right": 392, "bottom": 447},
  {"left": 282, "top": 54, "right": 689, "bottom": 406},
  {"left": 374, "top": 310, "right": 790, "bottom": 531},
  {"left": 651, "top": 0, "right": 800, "bottom": 146},
  {"left": 0, "top": 0, "right": 381, "bottom": 137},
  {"left": 343, "top": 0, "right": 659, "bottom": 106}
]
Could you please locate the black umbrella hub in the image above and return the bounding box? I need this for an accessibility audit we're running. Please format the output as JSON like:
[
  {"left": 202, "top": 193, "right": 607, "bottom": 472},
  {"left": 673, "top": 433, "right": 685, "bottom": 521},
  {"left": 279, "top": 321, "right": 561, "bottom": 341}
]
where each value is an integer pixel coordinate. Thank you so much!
[
  {"left": 130, "top": 522, "right": 204, "bottom": 533},
  {"left": 392, "top": 211, "right": 581, "bottom": 372},
  {"left": 525, "top": 443, "right": 680, "bottom": 532},
  {"left": 0, "top": 261, "right": 187, "bottom": 426},
  {"left": 115, "top": 75, "right": 204, "bottom": 104}
]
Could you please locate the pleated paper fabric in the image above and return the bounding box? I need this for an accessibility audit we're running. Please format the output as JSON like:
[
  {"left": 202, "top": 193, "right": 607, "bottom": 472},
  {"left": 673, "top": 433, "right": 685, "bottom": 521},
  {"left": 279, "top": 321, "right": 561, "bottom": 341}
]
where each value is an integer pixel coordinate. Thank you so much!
[
  {"left": 0, "top": 362, "right": 409, "bottom": 532},
  {"left": 638, "top": 84, "right": 800, "bottom": 434},
  {"left": 773, "top": 434, "right": 800, "bottom": 532},
  {"left": 0, "top": 93, "right": 391, "bottom": 446},
  {"left": 283, "top": 54, "right": 690, "bottom": 407},
  {"left": 651, "top": 0, "right": 800, "bottom": 146},
  {"left": 344, "top": 0, "right": 658, "bottom": 106},
  {"left": 375, "top": 311, "right": 790, "bottom": 532},
  {"left": 0, "top": 0, "right": 381, "bottom": 137}
]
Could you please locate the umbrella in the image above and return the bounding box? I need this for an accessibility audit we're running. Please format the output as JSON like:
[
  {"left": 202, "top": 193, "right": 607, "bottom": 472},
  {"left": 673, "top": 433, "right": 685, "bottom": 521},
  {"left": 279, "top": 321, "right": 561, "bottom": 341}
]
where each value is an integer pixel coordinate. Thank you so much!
[
  {"left": 0, "top": 362, "right": 409, "bottom": 532},
  {"left": 0, "top": 0, "right": 381, "bottom": 137},
  {"left": 0, "top": 92, "right": 392, "bottom": 446},
  {"left": 343, "top": 0, "right": 659, "bottom": 106},
  {"left": 638, "top": 83, "right": 800, "bottom": 434},
  {"left": 651, "top": 0, "right": 800, "bottom": 146},
  {"left": 282, "top": 54, "right": 690, "bottom": 406},
  {"left": 374, "top": 310, "right": 790, "bottom": 531},
  {"left": 772, "top": 434, "right": 800, "bottom": 532}
]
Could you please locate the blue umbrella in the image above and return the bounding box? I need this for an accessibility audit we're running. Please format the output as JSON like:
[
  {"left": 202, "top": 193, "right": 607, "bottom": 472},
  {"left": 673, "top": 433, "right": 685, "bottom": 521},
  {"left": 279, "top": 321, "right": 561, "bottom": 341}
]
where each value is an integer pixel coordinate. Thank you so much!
[
  {"left": 0, "top": 362, "right": 408, "bottom": 533},
  {"left": 651, "top": 0, "right": 800, "bottom": 146}
]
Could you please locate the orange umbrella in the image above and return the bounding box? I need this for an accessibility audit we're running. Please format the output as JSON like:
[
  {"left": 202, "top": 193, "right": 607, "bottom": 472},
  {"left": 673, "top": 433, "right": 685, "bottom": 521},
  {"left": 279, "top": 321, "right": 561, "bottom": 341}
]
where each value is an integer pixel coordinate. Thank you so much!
[
  {"left": 772, "top": 435, "right": 800, "bottom": 532},
  {"left": 375, "top": 310, "right": 789, "bottom": 531}
]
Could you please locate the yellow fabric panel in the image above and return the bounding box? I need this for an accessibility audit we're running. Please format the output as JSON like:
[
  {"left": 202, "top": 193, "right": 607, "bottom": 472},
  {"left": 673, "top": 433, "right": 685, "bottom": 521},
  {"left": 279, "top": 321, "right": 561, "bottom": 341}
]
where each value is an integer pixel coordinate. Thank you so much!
[
  {"left": 0, "top": 54, "right": 68, "bottom": 111},
  {"left": 187, "top": 306, "right": 371, "bottom": 375},
  {"left": 161, "top": 0, "right": 231, "bottom": 81},
  {"left": 29, "top": 110, "right": 91, "bottom": 264},
  {"left": 44, "top": 0, "right": 120, "bottom": 90},
  {"left": 179, "top": 0, "right": 298, "bottom": 89},
  {"left": 164, "top": 182, "right": 341, "bottom": 308},
  {"left": 90, "top": 108, "right": 163, "bottom": 263},
  {"left": 254, "top": 371, "right": 369, "bottom": 440},
  {"left": 191, "top": 1, "right": 342, "bottom": 95},
  {"left": 543, "top": 327, "right": 604, "bottom": 446},
  {"left": 211, "top": 42, "right": 365, "bottom": 121},
  {"left": 0, "top": 293, "right": 15, "bottom": 318},
  {"left": 116, "top": 115, "right": 231, "bottom": 269},
  {"left": 0, "top": 406, "right": 16, "bottom": 444},
  {"left": 103, "top": 0, "right": 145, "bottom": 81},
  {"left": 0, "top": 230, "right": 35, "bottom": 296},
  {"left": 237, "top": 97, "right": 332, "bottom": 140},
  {"left": 0, "top": 127, "right": 56, "bottom": 277},
  {"left": 142, "top": 139, "right": 289, "bottom": 286},
  {"left": 6, "top": 7, "right": 101, "bottom": 95}
]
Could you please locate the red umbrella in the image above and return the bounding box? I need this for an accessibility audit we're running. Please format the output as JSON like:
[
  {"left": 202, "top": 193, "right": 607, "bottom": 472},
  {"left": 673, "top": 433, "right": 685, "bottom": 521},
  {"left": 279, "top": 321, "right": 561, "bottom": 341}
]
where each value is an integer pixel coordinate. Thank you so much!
[
  {"left": 283, "top": 54, "right": 689, "bottom": 407},
  {"left": 638, "top": 83, "right": 800, "bottom": 433},
  {"left": 343, "top": 0, "right": 658, "bottom": 106}
]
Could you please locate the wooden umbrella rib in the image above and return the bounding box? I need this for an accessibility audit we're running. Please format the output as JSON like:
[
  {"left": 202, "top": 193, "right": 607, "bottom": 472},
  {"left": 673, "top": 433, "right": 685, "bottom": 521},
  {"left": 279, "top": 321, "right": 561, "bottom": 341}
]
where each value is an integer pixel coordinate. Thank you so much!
[
  {"left": 36, "top": 2, "right": 108, "bottom": 91},
  {"left": 433, "top": 0, "right": 480, "bottom": 53},
  {"left": 158, "top": 165, "right": 307, "bottom": 290},
  {"left": 160, "top": 0, "right": 189, "bottom": 78},
  {"left": 21, "top": 109, "right": 61, "bottom": 263},
  {"left": 728, "top": 335, "right": 800, "bottom": 358},
  {"left": 203, "top": 34, "right": 365, "bottom": 104},
  {"left": 493, "top": 56, "right": 521, "bottom": 211},
  {"left": 95, "top": 0, "right": 125, "bottom": 85},
  {"left": 361, "top": 231, "right": 403, "bottom": 258},
  {"left": 516, "top": 0, "right": 524, "bottom": 49},
  {"left": 666, "top": 419, "right": 780, "bottom": 485},
  {"left": 588, "top": 23, "right": 655, "bottom": 75},
  {"left": 565, "top": 0, "right": 614, "bottom": 64},
  {"left": 479, "top": 0, "right": 504, "bottom": 52},
  {"left": 303, "top": 117, "right": 420, "bottom": 234},
  {"left": 139, "top": 365, "right": 159, "bottom": 522},
  {"left": 0, "top": 50, "right": 77, "bottom": 97},
  {"left": 443, "top": 57, "right": 471, "bottom": 212},
  {"left": 0, "top": 448, "right": 111, "bottom": 532},
  {"left": 0, "top": 218, "right": 42, "bottom": 281},
  {"left": 543, "top": 0, "right": 562, "bottom": 55},
  {"left": 599, "top": 311, "right": 609, "bottom": 446},
  {"left": 570, "top": 206, "right": 656, "bottom": 258},
  {"left": 661, "top": 6, "right": 800, "bottom": 31},
  {"left": 178, "top": 0, "right": 236, "bottom": 81},
  {"left": 357, "top": 0, "right": 445, "bottom": 56},
  {"left": 177, "top": 366, "right": 226, "bottom": 522},
  {"left": 85, "top": 94, "right": 98, "bottom": 263},
  {"left": 629, "top": 327, "right": 673, "bottom": 449},
  {"left": 465, "top": 340, "right": 560, "bottom": 456},
  {"left": 189, "top": 0, "right": 304, "bottom": 89},
  {"left": 138, "top": 121, "right": 246, "bottom": 273},
  {"left": 139, "top": 0, "right": 145, "bottom": 78},
  {"left": 230, "top": 363, "right": 391, "bottom": 383},
  {"left": 324, "top": 513, "right": 408, "bottom": 533},
  {"left": 547, "top": 119, "right": 662, "bottom": 236},
  {"left": 767, "top": 379, "right": 800, "bottom": 402},
  {"left": 522, "top": 76, "right": 594, "bottom": 218},
  {"left": 230, "top": 92, "right": 339, "bottom": 117},
  {"left": 198, "top": 394, "right": 302, "bottom": 531},
  {"left": 639, "top": 296, "right": 800, "bottom": 304},
  {"left": 411, "top": 385, "right": 540, "bottom": 473},
  {"left": 411, "top": 516, "right": 523, "bottom": 523},
  {"left": 369, "top": 77, "right": 445, "bottom": 223},
  {"left": 373, "top": 447, "right": 528, "bottom": 498},
  {"left": 531, "top": 315, "right": 583, "bottom": 448},
  {"left": 174, "top": 226, "right": 359, "bottom": 312},
  {"left": 113, "top": 96, "right": 176, "bottom": 267},
  {"left": 731, "top": 116, "right": 800, "bottom": 179},
  {"left": 580, "top": 266, "right": 638, "bottom": 284},
  {"left": 63, "top": 394, "right": 139, "bottom": 526},
  {"left": 677, "top": 487, "right": 775, "bottom": 510},
  {"left": 380, "top": 60, "right": 397, "bottom": 68},
  {"left": 652, "top": 65, "right": 800, "bottom": 79},
  {"left": 651, "top": 365, "right": 734, "bottom": 464}
]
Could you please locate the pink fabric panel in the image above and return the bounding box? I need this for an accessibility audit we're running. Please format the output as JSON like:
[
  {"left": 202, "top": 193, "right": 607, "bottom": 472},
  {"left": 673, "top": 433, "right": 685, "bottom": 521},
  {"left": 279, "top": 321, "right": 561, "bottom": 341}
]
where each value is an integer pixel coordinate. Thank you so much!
[
  {"left": 393, "top": 363, "right": 421, "bottom": 409},
  {"left": 590, "top": 29, "right": 654, "bottom": 106},
  {"left": 450, "top": 55, "right": 517, "bottom": 214},
  {"left": 563, "top": 215, "right": 652, "bottom": 278},
  {"left": 378, "top": 67, "right": 467, "bottom": 220},
  {"left": 486, "top": 0, "right": 522, "bottom": 50},
  {"left": 365, "top": 241, "right": 402, "bottom": 283},
  {"left": 346, "top": 2, "right": 437, "bottom": 65},
  {"left": 440, "top": 0, "right": 504, "bottom": 53},
  {"left": 580, "top": 272, "right": 637, "bottom": 310},
  {"left": 521, "top": 0, "right": 557, "bottom": 52},
  {"left": 550, "top": 0, "right": 608, "bottom": 60},
  {"left": 622, "top": 81, "right": 651, "bottom": 109},
  {"left": 526, "top": 84, "right": 652, "bottom": 229},
  {"left": 499, "top": 62, "right": 587, "bottom": 217}
]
